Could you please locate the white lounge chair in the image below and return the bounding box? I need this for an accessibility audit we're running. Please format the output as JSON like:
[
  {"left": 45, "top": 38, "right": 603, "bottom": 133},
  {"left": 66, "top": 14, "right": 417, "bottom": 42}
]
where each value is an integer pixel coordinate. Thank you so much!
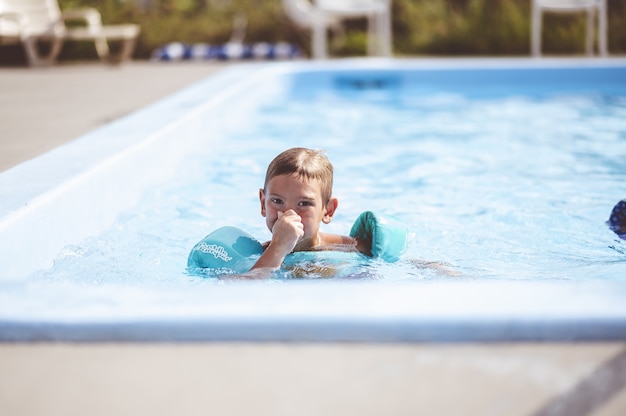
[
  {"left": 531, "top": 0, "right": 608, "bottom": 56},
  {"left": 282, "top": 0, "right": 392, "bottom": 59},
  {"left": 0, "top": 0, "right": 140, "bottom": 66}
]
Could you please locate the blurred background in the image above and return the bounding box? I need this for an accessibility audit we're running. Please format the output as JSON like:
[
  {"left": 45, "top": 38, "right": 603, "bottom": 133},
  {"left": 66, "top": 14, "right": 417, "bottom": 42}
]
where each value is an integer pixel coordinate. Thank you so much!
[{"left": 1, "top": 0, "right": 626, "bottom": 64}]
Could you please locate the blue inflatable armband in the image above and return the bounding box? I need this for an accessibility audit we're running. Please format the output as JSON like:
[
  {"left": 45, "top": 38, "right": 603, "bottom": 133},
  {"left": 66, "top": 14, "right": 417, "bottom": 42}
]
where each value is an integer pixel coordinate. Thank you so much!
[
  {"left": 187, "top": 226, "right": 264, "bottom": 274},
  {"left": 349, "top": 211, "right": 407, "bottom": 262}
]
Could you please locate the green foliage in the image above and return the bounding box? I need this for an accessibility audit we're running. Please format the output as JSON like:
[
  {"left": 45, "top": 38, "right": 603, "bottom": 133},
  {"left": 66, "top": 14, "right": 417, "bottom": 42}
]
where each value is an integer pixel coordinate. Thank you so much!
[{"left": 35, "top": 0, "right": 626, "bottom": 60}]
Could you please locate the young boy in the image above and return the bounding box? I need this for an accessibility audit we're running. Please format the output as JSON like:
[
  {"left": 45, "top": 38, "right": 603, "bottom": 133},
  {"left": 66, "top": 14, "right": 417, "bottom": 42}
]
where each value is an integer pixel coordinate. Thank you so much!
[
  {"left": 251, "top": 147, "right": 370, "bottom": 270},
  {"left": 187, "top": 147, "right": 456, "bottom": 277}
]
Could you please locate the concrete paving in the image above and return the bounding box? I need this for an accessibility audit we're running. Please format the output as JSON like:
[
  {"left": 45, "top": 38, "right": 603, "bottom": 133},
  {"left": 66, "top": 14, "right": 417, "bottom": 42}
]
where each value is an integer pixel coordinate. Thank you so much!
[
  {"left": 1, "top": 60, "right": 626, "bottom": 416},
  {"left": 1, "top": 342, "right": 626, "bottom": 416},
  {"left": 0, "top": 61, "right": 229, "bottom": 172}
]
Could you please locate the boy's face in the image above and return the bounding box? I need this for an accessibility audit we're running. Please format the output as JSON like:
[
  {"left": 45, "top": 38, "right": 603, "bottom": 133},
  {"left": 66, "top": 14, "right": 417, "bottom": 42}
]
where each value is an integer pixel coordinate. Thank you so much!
[{"left": 260, "top": 173, "right": 336, "bottom": 243}]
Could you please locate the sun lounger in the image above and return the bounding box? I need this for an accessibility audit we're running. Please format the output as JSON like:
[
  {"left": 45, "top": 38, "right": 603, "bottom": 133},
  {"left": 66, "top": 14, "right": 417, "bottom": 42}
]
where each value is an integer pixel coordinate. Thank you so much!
[
  {"left": 531, "top": 0, "right": 608, "bottom": 56},
  {"left": 282, "top": 0, "right": 392, "bottom": 59},
  {"left": 0, "top": 0, "right": 140, "bottom": 66}
]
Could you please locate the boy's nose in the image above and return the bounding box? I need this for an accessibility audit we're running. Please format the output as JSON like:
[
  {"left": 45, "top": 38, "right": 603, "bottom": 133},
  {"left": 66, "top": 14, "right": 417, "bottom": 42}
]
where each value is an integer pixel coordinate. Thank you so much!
[{"left": 285, "top": 205, "right": 302, "bottom": 215}]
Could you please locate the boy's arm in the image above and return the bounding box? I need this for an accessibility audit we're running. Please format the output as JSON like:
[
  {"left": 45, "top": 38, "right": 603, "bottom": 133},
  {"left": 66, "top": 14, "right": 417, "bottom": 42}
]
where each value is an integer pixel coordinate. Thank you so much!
[
  {"left": 355, "top": 236, "right": 372, "bottom": 257},
  {"left": 250, "top": 243, "right": 290, "bottom": 269}
]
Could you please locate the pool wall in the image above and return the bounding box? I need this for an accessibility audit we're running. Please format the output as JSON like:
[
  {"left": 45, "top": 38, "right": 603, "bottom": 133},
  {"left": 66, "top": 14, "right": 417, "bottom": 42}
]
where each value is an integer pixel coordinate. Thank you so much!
[{"left": 1, "top": 58, "right": 626, "bottom": 342}]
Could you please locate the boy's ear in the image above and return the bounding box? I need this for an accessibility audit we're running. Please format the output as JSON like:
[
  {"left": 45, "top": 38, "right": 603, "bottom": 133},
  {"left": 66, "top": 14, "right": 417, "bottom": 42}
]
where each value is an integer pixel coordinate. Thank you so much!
[
  {"left": 322, "top": 197, "right": 339, "bottom": 224},
  {"left": 259, "top": 188, "right": 266, "bottom": 217}
]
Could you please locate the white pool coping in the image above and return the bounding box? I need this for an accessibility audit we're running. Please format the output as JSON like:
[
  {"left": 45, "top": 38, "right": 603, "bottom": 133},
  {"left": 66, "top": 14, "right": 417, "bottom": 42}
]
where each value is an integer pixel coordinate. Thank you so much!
[
  {"left": 0, "top": 279, "right": 625, "bottom": 342},
  {"left": 1, "top": 58, "right": 626, "bottom": 342}
]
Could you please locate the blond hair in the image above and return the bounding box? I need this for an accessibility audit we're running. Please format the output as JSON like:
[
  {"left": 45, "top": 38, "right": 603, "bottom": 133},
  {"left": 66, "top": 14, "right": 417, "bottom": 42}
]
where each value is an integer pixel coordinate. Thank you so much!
[{"left": 264, "top": 147, "right": 334, "bottom": 203}]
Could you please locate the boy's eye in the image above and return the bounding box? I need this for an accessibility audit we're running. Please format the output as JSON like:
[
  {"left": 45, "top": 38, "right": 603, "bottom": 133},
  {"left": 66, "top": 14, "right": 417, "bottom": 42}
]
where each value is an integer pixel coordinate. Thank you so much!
[
  {"left": 270, "top": 198, "right": 283, "bottom": 205},
  {"left": 298, "top": 200, "right": 314, "bottom": 207}
]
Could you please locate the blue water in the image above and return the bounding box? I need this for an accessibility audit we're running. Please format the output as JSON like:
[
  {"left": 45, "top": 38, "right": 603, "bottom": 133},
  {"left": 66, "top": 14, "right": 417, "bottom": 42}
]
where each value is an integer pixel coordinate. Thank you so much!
[{"left": 31, "top": 69, "right": 626, "bottom": 283}]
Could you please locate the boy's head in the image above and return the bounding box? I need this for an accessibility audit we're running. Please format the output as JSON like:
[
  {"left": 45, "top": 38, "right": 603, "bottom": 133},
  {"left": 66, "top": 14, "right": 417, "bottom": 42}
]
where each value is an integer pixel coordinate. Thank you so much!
[
  {"left": 263, "top": 147, "right": 333, "bottom": 204},
  {"left": 260, "top": 148, "right": 338, "bottom": 242}
]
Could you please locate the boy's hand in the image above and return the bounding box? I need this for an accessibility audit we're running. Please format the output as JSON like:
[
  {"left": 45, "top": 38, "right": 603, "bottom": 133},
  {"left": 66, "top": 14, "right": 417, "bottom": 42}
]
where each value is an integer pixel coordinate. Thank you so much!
[
  {"left": 251, "top": 210, "right": 304, "bottom": 271},
  {"left": 270, "top": 210, "right": 304, "bottom": 254}
]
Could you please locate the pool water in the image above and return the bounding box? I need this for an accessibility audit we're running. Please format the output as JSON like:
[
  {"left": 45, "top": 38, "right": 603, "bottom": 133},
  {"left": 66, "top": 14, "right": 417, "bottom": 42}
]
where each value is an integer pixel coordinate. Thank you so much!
[{"left": 29, "top": 66, "right": 626, "bottom": 284}]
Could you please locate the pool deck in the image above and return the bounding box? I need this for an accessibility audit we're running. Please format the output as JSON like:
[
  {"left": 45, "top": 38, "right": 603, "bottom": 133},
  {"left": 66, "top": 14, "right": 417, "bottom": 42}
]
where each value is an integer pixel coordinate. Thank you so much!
[
  {"left": 1, "top": 60, "right": 626, "bottom": 416},
  {"left": 0, "top": 61, "right": 229, "bottom": 172}
]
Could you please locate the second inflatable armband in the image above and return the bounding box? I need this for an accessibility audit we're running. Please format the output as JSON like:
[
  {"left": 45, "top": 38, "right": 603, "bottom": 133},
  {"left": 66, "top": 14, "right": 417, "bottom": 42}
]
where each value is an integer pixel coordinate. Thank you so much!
[{"left": 349, "top": 211, "right": 407, "bottom": 262}]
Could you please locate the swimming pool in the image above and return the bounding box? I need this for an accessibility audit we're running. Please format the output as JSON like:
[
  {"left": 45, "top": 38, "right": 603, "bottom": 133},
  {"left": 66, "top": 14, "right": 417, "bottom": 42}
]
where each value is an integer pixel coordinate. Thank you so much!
[{"left": 1, "top": 58, "right": 626, "bottom": 341}]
